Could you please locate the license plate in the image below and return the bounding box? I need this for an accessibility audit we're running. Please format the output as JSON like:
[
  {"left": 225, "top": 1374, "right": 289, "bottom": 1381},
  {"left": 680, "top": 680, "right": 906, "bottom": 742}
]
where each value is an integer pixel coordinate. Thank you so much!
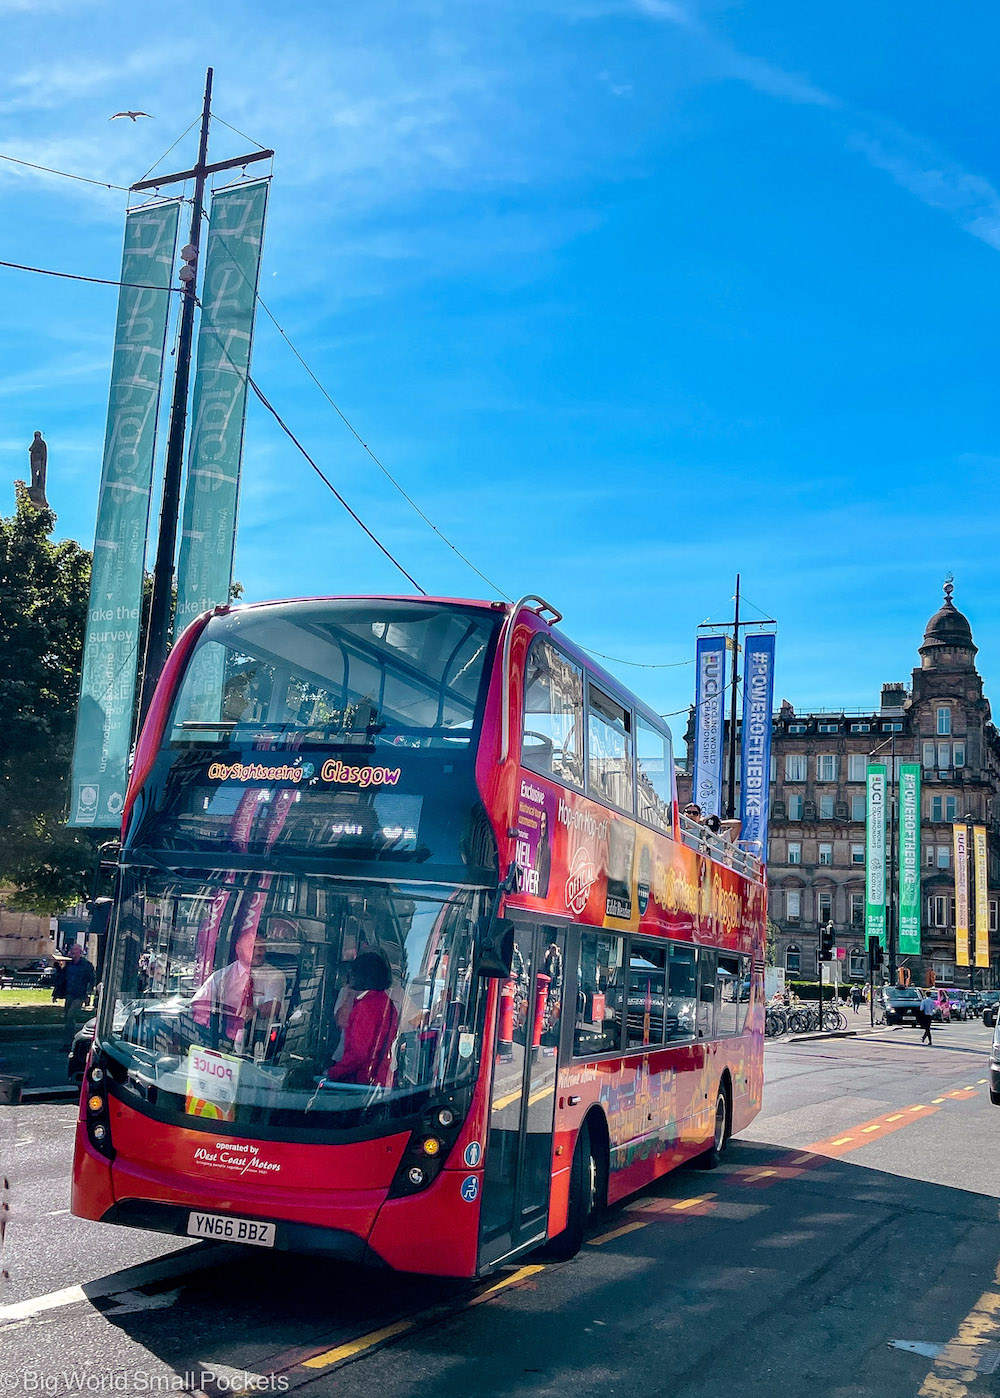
[{"left": 187, "top": 1211, "right": 275, "bottom": 1247}]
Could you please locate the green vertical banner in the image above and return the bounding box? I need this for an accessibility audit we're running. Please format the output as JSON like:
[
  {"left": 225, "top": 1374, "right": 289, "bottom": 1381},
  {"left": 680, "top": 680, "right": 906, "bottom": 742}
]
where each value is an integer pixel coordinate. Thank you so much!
[
  {"left": 897, "top": 763, "right": 921, "bottom": 955},
  {"left": 175, "top": 177, "right": 269, "bottom": 629},
  {"left": 866, "top": 764, "right": 887, "bottom": 946},
  {"left": 69, "top": 200, "right": 182, "bottom": 827}
]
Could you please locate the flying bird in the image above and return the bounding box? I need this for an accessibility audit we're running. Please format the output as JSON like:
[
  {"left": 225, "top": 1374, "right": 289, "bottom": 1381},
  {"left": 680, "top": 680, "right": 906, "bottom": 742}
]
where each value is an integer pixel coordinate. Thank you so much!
[{"left": 109, "top": 111, "right": 153, "bottom": 122}]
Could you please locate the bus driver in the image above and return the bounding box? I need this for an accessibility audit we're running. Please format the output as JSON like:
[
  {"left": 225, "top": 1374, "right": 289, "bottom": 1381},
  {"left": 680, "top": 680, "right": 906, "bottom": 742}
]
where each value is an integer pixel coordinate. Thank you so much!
[{"left": 191, "top": 925, "right": 286, "bottom": 1053}]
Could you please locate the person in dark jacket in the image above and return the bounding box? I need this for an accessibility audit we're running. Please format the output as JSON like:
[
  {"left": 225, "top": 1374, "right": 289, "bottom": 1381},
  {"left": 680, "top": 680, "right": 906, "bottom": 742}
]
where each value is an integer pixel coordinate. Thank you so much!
[
  {"left": 53, "top": 944, "right": 96, "bottom": 1049},
  {"left": 325, "top": 953, "right": 398, "bottom": 1087}
]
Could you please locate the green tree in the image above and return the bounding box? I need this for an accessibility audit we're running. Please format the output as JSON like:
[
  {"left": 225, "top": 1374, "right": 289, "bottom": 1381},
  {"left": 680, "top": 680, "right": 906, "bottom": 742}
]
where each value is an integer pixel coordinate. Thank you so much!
[
  {"left": 765, "top": 916, "right": 779, "bottom": 968},
  {"left": 0, "top": 484, "right": 95, "bottom": 911}
]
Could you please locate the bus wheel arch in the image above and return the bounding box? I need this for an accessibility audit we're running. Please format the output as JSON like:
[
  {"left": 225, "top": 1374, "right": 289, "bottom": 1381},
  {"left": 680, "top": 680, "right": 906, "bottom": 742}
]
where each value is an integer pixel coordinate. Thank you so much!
[
  {"left": 695, "top": 1071, "right": 731, "bottom": 1170},
  {"left": 535, "top": 1109, "right": 608, "bottom": 1261}
]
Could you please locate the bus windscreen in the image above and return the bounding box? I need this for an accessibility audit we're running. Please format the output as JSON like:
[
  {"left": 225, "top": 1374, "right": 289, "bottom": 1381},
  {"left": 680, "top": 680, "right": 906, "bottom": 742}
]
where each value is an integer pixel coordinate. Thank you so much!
[
  {"left": 100, "top": 871, "right": 489, "bottom": 1132},
  {"left": 168, "top": 601, "right": 500, "bottom": 750}
]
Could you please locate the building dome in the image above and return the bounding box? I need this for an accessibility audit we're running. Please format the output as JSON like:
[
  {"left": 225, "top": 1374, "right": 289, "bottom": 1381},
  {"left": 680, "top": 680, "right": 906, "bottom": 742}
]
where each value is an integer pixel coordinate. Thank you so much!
[{"left": 920, "top": 581, "right": 976, "bottom": 660}]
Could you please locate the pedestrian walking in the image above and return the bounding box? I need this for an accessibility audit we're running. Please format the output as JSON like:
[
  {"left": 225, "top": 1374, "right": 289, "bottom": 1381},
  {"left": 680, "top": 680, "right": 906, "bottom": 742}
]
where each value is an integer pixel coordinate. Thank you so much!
[
  {"left": 851, "top": 985, "right": 863, "bottom": 1014},
  {"left": 53, "top": 944, "right": 96, "bottom": 1050},
  {"left": 918, "top": 990, "right": 937, "bottom": 1046}
]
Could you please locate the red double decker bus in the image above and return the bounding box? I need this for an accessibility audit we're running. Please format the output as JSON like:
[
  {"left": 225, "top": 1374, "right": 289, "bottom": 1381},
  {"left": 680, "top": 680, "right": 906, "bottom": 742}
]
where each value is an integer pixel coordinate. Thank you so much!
[{"left": 72, "top": 595, "right": 765, "bottom": 1276}]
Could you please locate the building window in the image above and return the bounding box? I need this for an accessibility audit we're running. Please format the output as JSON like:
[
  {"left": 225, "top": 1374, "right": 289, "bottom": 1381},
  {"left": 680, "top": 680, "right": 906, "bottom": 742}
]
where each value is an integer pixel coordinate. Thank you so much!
[
  {"left": 818, "top": 722, "right": 839, "bottom": 734},
  {"left": 937, "top": 741, "right": 951, "bottom": 770},
  {"left": 991, "top": 900, "right": 998, "bottom": 933},
  {"left": 925, "top": 845, "right": 935, "bottom": 866},
  {"left": 937, "top": 846, "right": 951, "bottom": 869},
  {"left": 847, "top": 754, "right": 866, "bottom": 782},
  {"left": 850, "top": 892, "right": 864, "bottom": 926},
  {"left": 937, "top": 706, "right": 951, "bottom": 736},
  {"left": 932, "top": 895, "right": 948, "bottom": 927},
  {"left": 819, "top": 843, "right": 833, "bottom": 866},
  {"left": 788, "top": 723, "right": 808, "bottom": 735},
  {"left": 787, "top": 842, "right": 802, "bottom": 865},
  {"left": 785, "top": 944, "right": 801, "bottom": 973},
  {"left": 816, "top": 754, "right": 838, "bottom": 782},
  {"left": 785, "top": 754, "right": 807, "bottom": 781},
  {"left": 770, "top": 755, "right": 777, "bottom": 783},
  {"left": 954, "top": 742, "right": 965, "bottom": 768},
  {"left": 788, "top": 795, "right": 804, "bottom": 821},
  {"left": 922, "top": 741, "right": 935, "bottom": 770},
  {"left": 850, "top": 722, "right": 871, "bottom": 733},
  {"left": 851, "top": 795, "right": 866, "bottom": 821},
  {"left": 848, "top": 946, "right": 865, "bottom": 977},
  {"left": 931, "top": 796, "right": 942, "bottom": 822},
  {"left": 786, "top": 890, "right": 801, "bottom": 920},
  {"left": 819, "top": 795, "right": 835, "bottom": 819},
  {"left": 851, "top": 843, "right": 864, "bottom": 865},
  {"left": 946, "top": 796, "right": 957, "bottom": 822},
  {"left": 817, "top": 891, "right": 833, "bottom": 922}
]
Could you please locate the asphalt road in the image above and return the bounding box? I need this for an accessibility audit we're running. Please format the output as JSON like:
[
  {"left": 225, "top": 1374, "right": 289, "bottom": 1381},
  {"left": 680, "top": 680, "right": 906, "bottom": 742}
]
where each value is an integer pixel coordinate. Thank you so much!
[{"left": 2, "top": 1017, "right": 1000, "bottom": 1398}]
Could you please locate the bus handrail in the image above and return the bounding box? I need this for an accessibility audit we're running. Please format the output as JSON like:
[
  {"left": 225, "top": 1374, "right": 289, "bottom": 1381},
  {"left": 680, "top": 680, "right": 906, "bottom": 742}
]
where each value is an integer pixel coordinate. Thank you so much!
[
  {"left": 499, "top": 595, "right": 564, "bottom": 763},
  {"left": 678, "top": 812, "right": 763, "bottom": 879}
]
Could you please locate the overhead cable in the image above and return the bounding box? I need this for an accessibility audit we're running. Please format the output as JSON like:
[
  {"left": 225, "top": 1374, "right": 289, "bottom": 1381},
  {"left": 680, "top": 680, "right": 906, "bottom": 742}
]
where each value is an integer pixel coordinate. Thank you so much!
[
  {"left": 0, "top": 151, "right": 129, "bottom": 191},
  {"left": 0, "top": 257, "right": 180, "bottom": 291},
  {"left": 246, "top": 375, "right": 427, "bottom": 595}
]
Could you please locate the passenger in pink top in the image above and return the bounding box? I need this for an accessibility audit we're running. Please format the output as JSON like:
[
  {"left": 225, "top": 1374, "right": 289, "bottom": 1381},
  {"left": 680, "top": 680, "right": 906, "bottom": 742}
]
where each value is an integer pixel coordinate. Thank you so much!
[{"left": 326, "top": 953, "right": 398, "bottom": 1087}]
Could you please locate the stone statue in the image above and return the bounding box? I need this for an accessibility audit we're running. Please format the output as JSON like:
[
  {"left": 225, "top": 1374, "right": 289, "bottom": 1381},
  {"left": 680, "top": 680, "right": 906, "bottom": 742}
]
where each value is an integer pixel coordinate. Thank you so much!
[{"left": 27, "top": 431, "right": 48, "bottom": 508}]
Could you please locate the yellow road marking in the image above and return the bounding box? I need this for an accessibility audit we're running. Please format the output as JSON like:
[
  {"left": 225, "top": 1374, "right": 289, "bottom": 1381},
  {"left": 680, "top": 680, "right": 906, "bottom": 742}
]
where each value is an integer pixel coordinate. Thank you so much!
[
  {"left": 964, "top": 1086, "right": 976, "bottom": 1091},
  {"left": 886, "top": 1113, "right": 904, "bottom": 1121},
  {"left": 861, "top": 1125, "right": 881, "bottom": 1133},
  {"left": 467, "top": 1263, "right": 545, "bottom": 1305},
  {"left": 746, "top": 1168, "right": 776, "bottom": 1180},
  {"left": 978, "top": 1079, "right": 988, "bottom": 1085},
  {"left": 588, "top": 1220, "right": 650, "bottom": 1245},
  {"left": 791, "top": 1153, "right": 813, "bottom": 1164},
  {"left": 933, "top": 1098, "right": 946, "bottom": 1103},
  {"left": 831, "top": 1136, "right": 853, "bottom": 1146},
  {"left": 909, "top": 1105, "right": 928, "bottom": 1112},
  {"left": 672, "top": 1192, "right": 715, "bottom": 1211},
  {"left": 302, "top": 1318, "right": 416, "bottom": 1368},
  {"left": 917, "top": 1259, "right": 1000, "bottom": 1395}
]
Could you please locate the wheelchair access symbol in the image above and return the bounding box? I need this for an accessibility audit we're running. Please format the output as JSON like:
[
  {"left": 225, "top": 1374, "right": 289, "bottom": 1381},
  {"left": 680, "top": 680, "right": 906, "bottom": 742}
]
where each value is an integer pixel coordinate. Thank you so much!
[
  {"left": 460, "top": 1175, "right": 480, "bottom": 1203},
  {"left": 463, "top": 1141, "right": 482, "bottom": 1168}
]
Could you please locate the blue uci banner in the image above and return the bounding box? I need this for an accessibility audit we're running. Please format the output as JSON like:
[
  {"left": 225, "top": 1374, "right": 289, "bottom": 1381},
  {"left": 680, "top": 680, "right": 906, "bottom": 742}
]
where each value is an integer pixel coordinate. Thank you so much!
[
  {"left": 739, "top": 633, "right": 776, "bottom": 855},
  {"left": 175, "top": 177, "right": 269, "bottom": 628},
  {"left": 69, "top": 199, "right": 182, "bottom": 827},
  {"left": 692, "top": 636, "right": 727, "bottom": 818}
]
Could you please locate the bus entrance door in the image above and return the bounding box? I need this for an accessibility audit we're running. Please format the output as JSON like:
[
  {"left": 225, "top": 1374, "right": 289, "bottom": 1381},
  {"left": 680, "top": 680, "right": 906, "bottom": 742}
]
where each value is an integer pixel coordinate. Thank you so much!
[{"left": 478, "top": 923, "right": 564, "bottom": 1268}]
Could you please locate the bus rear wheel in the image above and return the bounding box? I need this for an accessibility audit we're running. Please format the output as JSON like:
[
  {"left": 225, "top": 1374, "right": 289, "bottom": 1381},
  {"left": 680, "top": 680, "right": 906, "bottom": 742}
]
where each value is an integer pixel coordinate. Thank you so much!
[
  {"left": 694, "top": 1084, "right": 730, "bottom": 1170},
  {"left": 535, "top": 1120, "right": 599, "bottom": 1261}
]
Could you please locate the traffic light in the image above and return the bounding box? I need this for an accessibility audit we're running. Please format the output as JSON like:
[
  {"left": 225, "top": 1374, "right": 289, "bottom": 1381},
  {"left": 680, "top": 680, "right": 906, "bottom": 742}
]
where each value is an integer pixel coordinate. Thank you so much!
[
  {"left": 819, "top": 922, "right": 835, "bottom": 962},
  {"left": 868, "top": 935, "right": 884, "bottom": 971},
  {"left": 178, "top": 241, "right": 199, "bottom": 287}
]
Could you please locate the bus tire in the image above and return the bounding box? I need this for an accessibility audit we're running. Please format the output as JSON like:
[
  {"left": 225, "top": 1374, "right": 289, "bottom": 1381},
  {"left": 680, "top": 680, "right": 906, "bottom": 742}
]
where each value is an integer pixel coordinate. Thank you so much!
[
  {"left": 693, "top": 1081, "right": 730, "bottom": 1170},
  {"left": 535, "top": 1120, "right": 599, "bottom": 1261}
]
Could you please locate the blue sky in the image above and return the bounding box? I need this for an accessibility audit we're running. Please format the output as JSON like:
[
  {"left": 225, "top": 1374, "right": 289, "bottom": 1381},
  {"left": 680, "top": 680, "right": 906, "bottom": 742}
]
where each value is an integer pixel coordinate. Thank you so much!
[{"left": 3, "top": 0, "right": 1000, "bottom": 743}]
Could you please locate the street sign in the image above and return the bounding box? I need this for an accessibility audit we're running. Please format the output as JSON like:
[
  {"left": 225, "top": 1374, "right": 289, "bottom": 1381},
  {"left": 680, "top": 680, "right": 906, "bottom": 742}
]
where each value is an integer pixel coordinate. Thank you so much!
[
  {"left": 835, "top": 946, "right": 846, "bottom": 961},
  {"left": 822, "top": 963, "right": 841, "bottom": 985}
]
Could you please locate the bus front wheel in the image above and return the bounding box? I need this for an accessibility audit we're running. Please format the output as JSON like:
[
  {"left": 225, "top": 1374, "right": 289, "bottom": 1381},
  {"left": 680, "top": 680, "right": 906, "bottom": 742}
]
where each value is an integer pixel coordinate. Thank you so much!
[
  {"left": 535, "top": 1120, "right": 599, "bottom": 1260},
  {"left": 694, "top": 1083, "right": 730, "bottom": 1170}
]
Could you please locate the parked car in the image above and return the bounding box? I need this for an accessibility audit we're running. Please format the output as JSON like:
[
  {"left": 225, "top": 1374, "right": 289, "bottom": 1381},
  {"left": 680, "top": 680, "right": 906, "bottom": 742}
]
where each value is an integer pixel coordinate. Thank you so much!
[
  {"left": 882, "top": 986, "right": 923, "bottom": 1026},
  {"left": 990, "top": 1015, "right": 1000, "bottom": 1105},
  {"left": 67, "top": 1016, "right": 97, "bottom": 1081},
  {"left": 924, "top": 987, "right": 952, "bottom": 1023},
  {"left": 982, "top": 991, "right": 1000, "bottom": 1027}
]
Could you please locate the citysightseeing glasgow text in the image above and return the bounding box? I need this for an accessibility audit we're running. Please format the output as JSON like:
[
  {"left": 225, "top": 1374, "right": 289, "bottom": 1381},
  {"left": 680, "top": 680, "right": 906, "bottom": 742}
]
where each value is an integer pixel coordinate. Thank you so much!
[{"left": 206, "top": 761, "right": 402, "bottom": 787}]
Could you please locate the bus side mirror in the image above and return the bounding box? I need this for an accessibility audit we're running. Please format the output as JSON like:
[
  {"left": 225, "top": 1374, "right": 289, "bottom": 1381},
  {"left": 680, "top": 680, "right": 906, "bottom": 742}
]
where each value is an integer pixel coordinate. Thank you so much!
[
  {"left": 476, "top": 915, "right": 514, "bottom": 979},
  {"left": 86, "top": 898, "right": 114, "bottom": 937}
]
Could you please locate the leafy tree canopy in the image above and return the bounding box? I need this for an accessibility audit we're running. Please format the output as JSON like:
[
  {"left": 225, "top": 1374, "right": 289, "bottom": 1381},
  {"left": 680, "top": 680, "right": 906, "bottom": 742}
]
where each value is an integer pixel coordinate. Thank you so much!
[{"left": 0, "top": 484, "right": 96, "bottom": 911}]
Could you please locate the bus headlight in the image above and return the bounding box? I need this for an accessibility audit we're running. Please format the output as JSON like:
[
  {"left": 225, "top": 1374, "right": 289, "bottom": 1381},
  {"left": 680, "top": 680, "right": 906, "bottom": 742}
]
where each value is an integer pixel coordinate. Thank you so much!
[
  {"left": 407, "top": 1167, "right": 426, "bottom": 1186},
  {"left": 436, "top": 1108, "right": 455, "bottom": 1128}
]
